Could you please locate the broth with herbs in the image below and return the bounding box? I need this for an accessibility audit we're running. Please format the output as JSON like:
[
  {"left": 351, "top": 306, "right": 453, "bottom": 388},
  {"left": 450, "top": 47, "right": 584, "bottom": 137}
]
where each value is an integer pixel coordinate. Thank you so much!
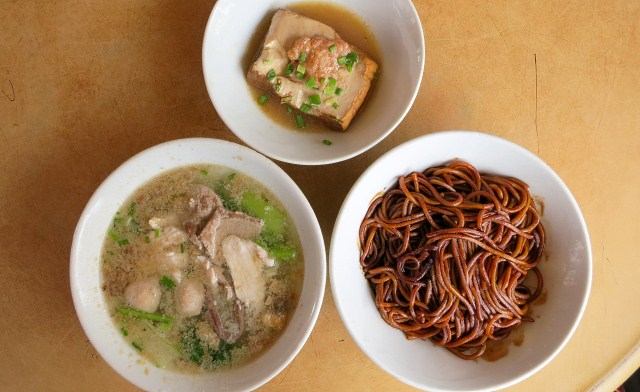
[{"left": 101, "top": 165, "right": 303, "bottom": 372}]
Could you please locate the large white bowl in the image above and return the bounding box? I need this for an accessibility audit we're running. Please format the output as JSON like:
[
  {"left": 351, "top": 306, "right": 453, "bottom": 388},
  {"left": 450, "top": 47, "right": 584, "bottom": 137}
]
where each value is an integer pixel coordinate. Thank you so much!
[
  {"left": 330, "top": 131, "right": 592, "bottom": 391},
  {"left": 202, "top": 0, "right": 424, "bottom": 165},
  {"left": 70, "top": 138, "right": 326, "bottom": 391}
]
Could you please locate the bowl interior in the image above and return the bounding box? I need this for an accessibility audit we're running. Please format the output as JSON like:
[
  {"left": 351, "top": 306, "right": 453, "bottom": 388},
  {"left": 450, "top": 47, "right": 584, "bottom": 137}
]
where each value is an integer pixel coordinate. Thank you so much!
[
  {"left": 329, "top": 131, "right": 592, "bottom": 392},
  {"left": 202, "top": 0, "right": 424, "bottom": 165},
  {"left": 70, "top": 138, "right": 326, "bottom": 391}
]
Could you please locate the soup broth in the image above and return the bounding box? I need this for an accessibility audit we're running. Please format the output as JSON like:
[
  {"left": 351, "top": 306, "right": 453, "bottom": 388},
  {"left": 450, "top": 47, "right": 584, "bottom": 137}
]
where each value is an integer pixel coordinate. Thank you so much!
[{"left": 101, "top": 165, "right": 303, "bottom": 372}]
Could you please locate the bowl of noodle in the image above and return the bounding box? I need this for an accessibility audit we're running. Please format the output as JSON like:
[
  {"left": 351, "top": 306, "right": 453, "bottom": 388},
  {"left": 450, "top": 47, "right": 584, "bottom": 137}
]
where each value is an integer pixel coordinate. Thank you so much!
[{"left": 329, "top": 131, "right": 591, "bottom": 391}]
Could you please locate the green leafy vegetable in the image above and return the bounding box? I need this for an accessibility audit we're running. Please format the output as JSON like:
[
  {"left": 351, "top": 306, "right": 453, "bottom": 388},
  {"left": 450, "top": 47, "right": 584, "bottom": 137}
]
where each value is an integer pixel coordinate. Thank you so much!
[
  {"left": 160, "top": 275, "right": 176, "bottom": 289},
  {"left": 116, "top": 306, "right": 173, "bottom": 324}
]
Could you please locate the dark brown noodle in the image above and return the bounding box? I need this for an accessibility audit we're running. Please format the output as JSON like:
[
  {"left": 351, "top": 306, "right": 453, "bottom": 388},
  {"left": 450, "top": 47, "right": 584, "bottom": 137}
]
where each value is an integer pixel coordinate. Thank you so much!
[{"left": 358, "top": 161, "right": 544, "bottom": 360}]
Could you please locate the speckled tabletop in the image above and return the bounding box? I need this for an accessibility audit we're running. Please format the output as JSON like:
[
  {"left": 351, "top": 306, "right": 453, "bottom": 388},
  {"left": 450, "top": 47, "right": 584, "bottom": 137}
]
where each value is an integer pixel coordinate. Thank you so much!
[{"left": 1, "top": 1, "right": 639, "bottom": 391}]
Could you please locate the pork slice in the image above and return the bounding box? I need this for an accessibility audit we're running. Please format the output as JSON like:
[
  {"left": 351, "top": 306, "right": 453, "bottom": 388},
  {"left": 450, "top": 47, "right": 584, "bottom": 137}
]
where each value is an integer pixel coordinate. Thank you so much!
[
  {"left": 198, "top": 209, "right": 263, "bottom": 264},
  {"left": 247, "top": 9, "right": 379, "bottom": 131},
  {"left": 221, "top": 235, "right": 273, "bottom": 315},
  {"left": 185, "top": 185, "right": 224, "bottom": 246}
]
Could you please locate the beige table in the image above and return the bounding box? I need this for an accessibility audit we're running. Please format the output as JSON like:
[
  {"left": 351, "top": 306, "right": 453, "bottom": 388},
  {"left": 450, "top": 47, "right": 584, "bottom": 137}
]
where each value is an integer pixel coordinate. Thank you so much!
[{"left": 1, "top": 1, "right": 639, "bottom": 390}]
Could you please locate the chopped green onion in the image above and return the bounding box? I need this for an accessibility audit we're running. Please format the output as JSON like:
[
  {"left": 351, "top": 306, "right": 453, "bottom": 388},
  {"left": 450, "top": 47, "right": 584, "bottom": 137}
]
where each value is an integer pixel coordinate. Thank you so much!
[
  {"left": 335, "top": 87, "right": 344, "bottom": 96},
  {"left": 323, "top": 77, "right": 337, "bottom": 95},
  {"left": 266, "top": 69, "right": 276, "bottom": 81},
  {"left": 160, "top": 275, "right": 176, "bottom": 288},
  {"left": 120, "top": 327, "right": 128, "bottom": 336},
  {"left": 319, "top": 77, "right": 326, "bottom": 84},
  {"left": 295, "top": 72, "right": 304, "bottom": 79},
  {"left": 116, "top": 306, "right": 173, "bottom": 324},
  {"left": 305, "top": 77, "right": 315, "bottom": 88},
  {"left": 108, "top": 230, "right": 118, "bottom": 241},
  {"left": 300, "top": 103, "right": 311, "bottom": 113},
  {"left": 262, "top": 58, "right": 272, "bottom": 64},
  {"left": 113, "top": 216, "right": 123, "bottom": 225},
  {"left": 274, "top": 82, "right": 281, "bottom": 92},
  {"left": 309, "top": 94, "right": 321, "bottom": 105},
  {"left": 323, "top": 139, "right": 333, "bottom": 145},
  {"left": 258, "top": 95, "right": 269, "bottom": 105},
  {"left": 144, "top": 236, "right": 150, "bottom": 243},
  {"left": 155, "top": 228, "right": 160, "bottom": 238},
  {"left": 127, "top": 202, "right": 136, "bottom": 217},
  {"left": 132, "top": 342, "right": 143, "bottom": 351},
  {"left": 299, "top": 52, "right": 307, "bottom": 62},
  {"left": 295, "top": 115, "right": 306, "bottom": 128},
  {"left": 332, "top": 101, "right": 340, "bottom": 109},
  {"left": 286, "top": 107, "right": 293, "bottom": 114},
  {"left": 284, "top": 63, "right": 294, "bottom": 75},
  {"left": 296, "top": 64, "right": 306, "bottom": 74},
  {"left": 337, "top": 56, "right": 347, "bottom": 66},
  {"left": 117, "top": 239, "right": 129, "bottom": 246},
  {"left": 347, "top": 63, "right": 354, "bottom": 72},
  {"left": 180, "top": 243, "right": 185, "bottom": 253},
  {"left": 280, "top": 95, "right": 292, "bottom": 104},
  {"left": 200, "top": 169, "right": 208, "bottom": 175},
  {"left": 329, "top": 45, "right": 337, "bottom": 53},
  {"left": 228, "top": 172, "right": 236, "bottom": 180},
  {"left": 347, "top": 52, "right": 358, "bottom": 63}
]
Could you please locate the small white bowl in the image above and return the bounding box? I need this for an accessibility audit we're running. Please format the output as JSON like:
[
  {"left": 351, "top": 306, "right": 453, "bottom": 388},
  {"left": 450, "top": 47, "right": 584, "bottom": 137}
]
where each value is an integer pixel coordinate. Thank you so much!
[
  {"left": 70, "top": 138, "right": 326, "bottom": 391},
  {"left": 330, "top": 131, "right": 592, "bottom": 392},
  {"left": 202, "top": 0, "right": 424, "bottom": 165}
]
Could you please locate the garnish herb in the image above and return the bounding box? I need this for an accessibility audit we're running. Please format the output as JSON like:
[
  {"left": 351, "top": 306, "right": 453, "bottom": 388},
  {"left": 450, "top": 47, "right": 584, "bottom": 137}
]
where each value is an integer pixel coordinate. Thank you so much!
[
  {"left": 329, "top": 45, "right": 337, "bottom": 53},
  {"left": 121, "top": 327, "right": 128, "bottom": 336},
  {"left": 132, "top": 341, "right": 143, "bottom": 351},
  {"left": 294, "top": 115, "right": 306, "bottom": 128},
  {"left": 200, "top": 169, "right": 208, "bottom": 175},
  {"left": 299, "top": 52, "right": 307, "bottom": 63},
  {"left": 155, "top": 228, "right": 160, "bottom": 238},
  {"left": 332, "top": 101, "right": 340, "bottom": 109},
  {"left": 295, "top": 72, "right": 304, "bottom": 79},
  {"left": 309, "top": 94, "right": 321, "bottom": 105},
  {"left": 323, "top": 139, "right": 333, "bottom": 146},
  {"left": 180, "top": 243, "right": 185, "bottom": 253},
  {"left": 305, "top": 77, "right": 315, "bottom": 88},
  {"left": 284, "top": 63, "right": 294, "bottom": 76},
  {"left": 280, "top": 96, "right": 292, "bottom": 104},
  {"left": 335, "top": 87, "right": 344, "bottom": 96},
  {"left": 266, "top": 69, "right": 276, "bottom": 81},
  {"left": 116, "top": 306, "right": 174, "bottom": 324},
  {"left": 262, "top": 58, "right": 272, "bottom": 64},
  {"left": 323, "top": 77, "right": 337, "bottom": 95},
  {"left": 228, "top": 173, "right": 236, "bottom": 181},
  {"left": 300, "top": 103, "right": 311, "bottom": 113},
  {"left": 258, "top": 95, "right": 269, "bottom": 105},
  {"left": 160, "top": 275, "right": 176, "bottom": 289},
  {"left": 274, "top": 82, "right": 281, "bottom": 92},
  {"left": 296, "top": 64, "right": 306, "bottom": 75},
  {"left": 127, "top": 202, "right": 136, "bottom": 217}
]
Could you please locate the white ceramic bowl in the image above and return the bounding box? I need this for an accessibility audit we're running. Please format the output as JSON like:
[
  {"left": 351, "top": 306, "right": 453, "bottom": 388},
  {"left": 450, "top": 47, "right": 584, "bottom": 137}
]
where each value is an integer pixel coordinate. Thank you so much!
[
  {"left": 202, "top": 0, "right": 424, "bottom": 165},
  {"left": 70, "top": 138, "right": 326, "bottom": 391},
  {"left": 330, "top": 131, "right": 592, "bottom": 392}
]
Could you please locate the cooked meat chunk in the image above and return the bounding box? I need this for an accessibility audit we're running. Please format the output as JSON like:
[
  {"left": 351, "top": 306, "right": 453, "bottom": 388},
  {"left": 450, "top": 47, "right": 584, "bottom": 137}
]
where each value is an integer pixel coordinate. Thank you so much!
[
  {"left": 247, "top": 9, "right": 379, "bottom": 131},
  {"left": 184, "top": 185, "right": 223, "bottom": 246},
  {"left": 124, "top": 279, "right": 161, "bottom": 313},
  {"left": 198, "top": 209, "right": 263, "bottom": 264}
]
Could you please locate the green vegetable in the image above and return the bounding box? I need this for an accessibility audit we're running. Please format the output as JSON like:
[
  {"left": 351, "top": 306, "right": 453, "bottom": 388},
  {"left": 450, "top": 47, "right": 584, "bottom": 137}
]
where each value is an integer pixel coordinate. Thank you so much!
[
  {"left": 309, "top": 94, "right": 321, "bottom": 105},
  {"left": 213, "top": 180, "right": 240, "bottom": 211},
  {"left": 160, "top": 275, "right": 176, "bottom": 288},
  {"left": 284, "top": 63, "right": 294, "bottom": 75},
  {"left": 332, "top": 101, "right": 340, "bottom": 109},
  {"left": 323, "top": 139, "right": 333, "bottom": 145},
  {"left": 338, "top": 51, "right": 358, "bottom": 71},
  {"left": 296, "top": 64, "right": 306, "bottom": 75},
  {"left": 132, "top": 341, "right": 143, "bottom": 351},
  {"left": 305, "top": 77, "right": 315, "bottom": 88},
  {"left": 329, "top": 45, "right": 337, "bottom": 53},
  {"left": 180, "top": 243, "right": 185, "bottom": 253},
  {"left": 127, "top": 202, "right": 136, "bottom": 217},
  {"left": 337, "top": 56, "right": 347, "bottom": 66},
  {"left": 262, "top": 58, "right": 272, "bottom": 64},
  {"left": 116, "top": 306, "right": 173, "bottom": 324},
  {"left": 200, "top": 169, "right": 208, "bottom": 175},
  {"left": 117, "top": 239, "right": 129, "bottom": 246},
  {"left": 323, "top": 77, "right": 337, "bottom": 95},
  {"left": 180, "top": 324, "right": 238, "bottom": 367},
  {"left": 300, "top": 103, "right": 311, "bottom": 113},
  {"left": 228, "top": 173, "right": 236, "bottom": 181},
  {"left": 274, "top": 82, "right": 281, "bottom": 92},
  {"left": 299, "top": 52, "right": 307, "bottom": 63},
  {"left": 155, "top": 228, "right": 160, "bottom": 238},
  {"left": 281, "top": 96, "right": 292, "bottom": 104},
  {"left": 319, "top": 77, "right": 326, "bottom": 84},
  {"left": 287, "top": 107, "right": 292, "bottom": 114},
  {"left": 120, "top": 327, "right": 128, "bottom": 336},
  {"left": 241, "top": 192, "right": 287, "bottom": 235},
  {"left": 335, "top": 87, "right": 344, "bottom": 96},
  {"left": 258, "top": 95, "right": 269, "bottom": 105},
  {"left": 266, "top": 69, "right": 276, "bottom": 81},
  {"left": 295, "top": 115, "right": 306, "bottom": 128},
  {"left": 295, "top": 71, "right": 305, "bottom": 79}
]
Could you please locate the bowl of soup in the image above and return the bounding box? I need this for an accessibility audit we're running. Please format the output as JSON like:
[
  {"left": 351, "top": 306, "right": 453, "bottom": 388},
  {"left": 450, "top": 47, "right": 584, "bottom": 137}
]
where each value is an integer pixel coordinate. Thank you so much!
[
  {"left": 329, "top": 131, "right": 592, "bottom": 391},
  {"left": 202, "top": 0, "right": 424, "bottom": 165},
  {"left": 70, "top": 138, "right": 326, "bottom": 391}
]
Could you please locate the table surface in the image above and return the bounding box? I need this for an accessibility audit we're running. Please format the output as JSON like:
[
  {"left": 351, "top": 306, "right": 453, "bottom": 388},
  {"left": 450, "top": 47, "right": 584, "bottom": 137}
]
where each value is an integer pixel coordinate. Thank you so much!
[{"left": 1, "top": 1, "right": 639, "bottom": 391}]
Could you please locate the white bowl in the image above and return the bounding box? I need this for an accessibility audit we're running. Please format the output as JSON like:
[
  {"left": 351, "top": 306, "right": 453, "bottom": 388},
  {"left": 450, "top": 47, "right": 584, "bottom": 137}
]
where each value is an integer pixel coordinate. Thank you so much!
[
  {"left": 329, "top": 131, "right": 592, "bottom": 392},
  {"left": 202, "top": 0, "right": 424, "bottom": 165},
  {"left": 70, "top": 138, "right": 326, "bottom": 391}
]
